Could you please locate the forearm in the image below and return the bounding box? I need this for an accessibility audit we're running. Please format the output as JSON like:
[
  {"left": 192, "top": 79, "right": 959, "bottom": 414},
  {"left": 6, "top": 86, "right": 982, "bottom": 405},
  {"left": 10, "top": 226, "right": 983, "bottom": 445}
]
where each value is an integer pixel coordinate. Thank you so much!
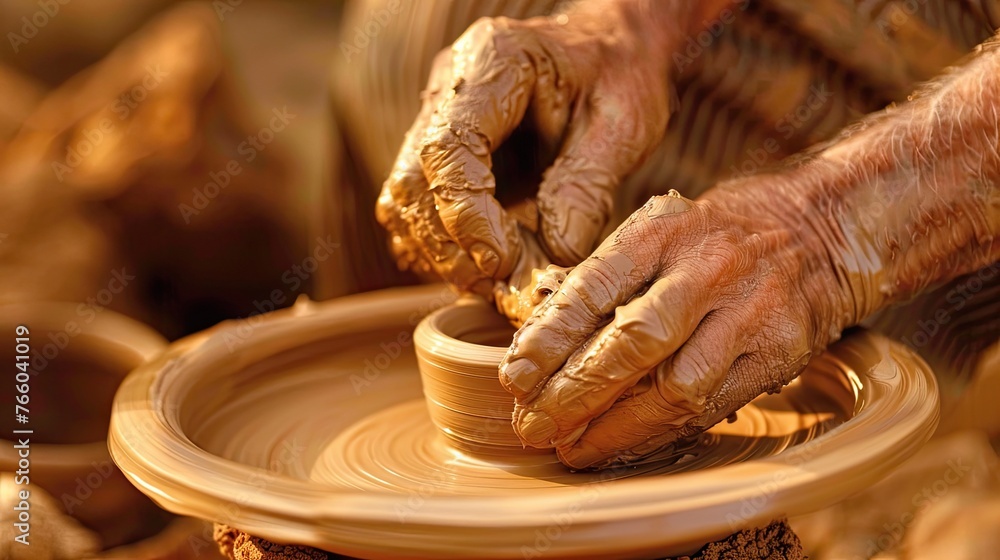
[{"left": 780, "top": 37, "right": 1000, "bottom": 323}]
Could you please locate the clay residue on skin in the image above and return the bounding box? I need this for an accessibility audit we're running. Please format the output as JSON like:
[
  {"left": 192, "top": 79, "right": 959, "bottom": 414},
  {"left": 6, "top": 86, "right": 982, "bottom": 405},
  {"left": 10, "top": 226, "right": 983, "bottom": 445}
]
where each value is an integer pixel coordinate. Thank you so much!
[
  {"left": 503, "top": 188, "right": 835, "bottom": 469},
  {"left": 505, "top": 31, "right": 1000, "bottom": 468},
  {"left": 376, "top": 1, "right": 680, "bottom": 297},
  {"left": 779, "top": 33, "right": 1000, "bottom": 323},
  {"left": 492, "top": 240, "right": 569, "bottom": 326}
]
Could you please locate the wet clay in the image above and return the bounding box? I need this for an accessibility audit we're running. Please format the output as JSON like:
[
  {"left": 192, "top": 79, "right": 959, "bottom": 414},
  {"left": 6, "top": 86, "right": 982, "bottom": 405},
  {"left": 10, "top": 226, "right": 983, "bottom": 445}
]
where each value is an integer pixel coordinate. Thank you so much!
[
  {"left": 501, "top": 32, "right": 1000, "bottom": 465},
  {"left": 501, "top": 188, "right": 850, "bottom": 468},
  {"left": 374, "top": 0, "right": 1000, "bottom": 471},
  {"left": 110, "top": 286, "right": 939, "bottom": 559},
  {"left": 418, "top": 297, "right": 837, "bottom": 455},
  {"left": 374, "top": 0, "right": 695, "bottom": 294}
]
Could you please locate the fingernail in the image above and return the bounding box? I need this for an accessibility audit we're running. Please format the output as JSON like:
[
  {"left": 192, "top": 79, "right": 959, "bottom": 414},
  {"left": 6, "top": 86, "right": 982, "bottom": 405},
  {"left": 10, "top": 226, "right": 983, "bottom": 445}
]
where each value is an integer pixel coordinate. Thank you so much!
[
  {"left": 500, "top": 357, "right": 539, "bottom": 395},
  {"left": 560, "top": 440, "right": 605, "bottom": 469},
  {"left": 469, "top": 242, "right": 500, "bottom": 277},
  {"left": 516, "top": 410, "right": 558, "bottom": 447}
]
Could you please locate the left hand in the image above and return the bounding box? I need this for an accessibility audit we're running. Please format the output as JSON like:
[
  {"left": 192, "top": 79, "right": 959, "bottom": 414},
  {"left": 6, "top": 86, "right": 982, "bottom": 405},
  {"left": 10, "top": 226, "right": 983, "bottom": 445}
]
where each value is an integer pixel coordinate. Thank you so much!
[{"left": 499, "top": 182, "right": 856, "bottom": 469}]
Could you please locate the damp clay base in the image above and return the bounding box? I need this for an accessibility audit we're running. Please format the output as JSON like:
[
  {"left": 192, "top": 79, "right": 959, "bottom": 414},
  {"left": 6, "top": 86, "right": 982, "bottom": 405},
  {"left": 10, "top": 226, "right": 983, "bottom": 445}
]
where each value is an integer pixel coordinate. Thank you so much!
[{"left": 110, "top": 285, "right": 939, "bottom": 559}]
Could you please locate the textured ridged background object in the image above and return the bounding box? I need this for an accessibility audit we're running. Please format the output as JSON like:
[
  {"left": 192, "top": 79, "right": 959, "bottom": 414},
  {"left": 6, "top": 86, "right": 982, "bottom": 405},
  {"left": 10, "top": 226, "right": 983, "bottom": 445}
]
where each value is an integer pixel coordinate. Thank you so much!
[
  {"left": 110, "top": 285, "right": 940, "bottom": 559},
  {"left": 0, "top": 303, "right": 171, "bottom": 550}
]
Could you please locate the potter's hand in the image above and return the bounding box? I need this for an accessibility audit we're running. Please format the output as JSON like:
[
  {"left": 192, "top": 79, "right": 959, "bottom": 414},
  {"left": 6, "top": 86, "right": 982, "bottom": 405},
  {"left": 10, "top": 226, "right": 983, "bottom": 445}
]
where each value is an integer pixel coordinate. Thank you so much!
[
  {"left": 502, "top": 26, "right": 1000, "bottom": 470},
  {"left": 500, "top": 185, "right": 855, "bottom": 469},
  {"left": 375, "top": 1, "right": 691, "bottom": 294}
]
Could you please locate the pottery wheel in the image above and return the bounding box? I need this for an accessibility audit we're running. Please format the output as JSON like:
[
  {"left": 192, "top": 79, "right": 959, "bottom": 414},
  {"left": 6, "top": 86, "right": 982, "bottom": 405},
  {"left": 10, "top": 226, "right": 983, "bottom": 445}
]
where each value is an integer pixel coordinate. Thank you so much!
[{"left": 110, "top": 285, "right": 939, "bottom": 559}]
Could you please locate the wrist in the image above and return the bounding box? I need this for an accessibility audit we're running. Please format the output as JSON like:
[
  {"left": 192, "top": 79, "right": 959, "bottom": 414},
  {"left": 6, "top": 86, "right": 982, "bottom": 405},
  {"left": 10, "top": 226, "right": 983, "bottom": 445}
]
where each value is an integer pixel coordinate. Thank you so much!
[
  {"left": 775, "top": 164, "right": 883, "bottom": 327},
  {"left": 707, "top": 171, "right": 870, "bottom": 337}
]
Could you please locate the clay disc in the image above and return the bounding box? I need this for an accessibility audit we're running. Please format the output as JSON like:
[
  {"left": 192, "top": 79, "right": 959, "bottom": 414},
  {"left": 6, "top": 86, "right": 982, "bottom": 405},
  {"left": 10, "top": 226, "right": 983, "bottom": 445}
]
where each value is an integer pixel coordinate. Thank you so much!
[{"left": 109, "top": 285, "right": 939, "bottom": 559}]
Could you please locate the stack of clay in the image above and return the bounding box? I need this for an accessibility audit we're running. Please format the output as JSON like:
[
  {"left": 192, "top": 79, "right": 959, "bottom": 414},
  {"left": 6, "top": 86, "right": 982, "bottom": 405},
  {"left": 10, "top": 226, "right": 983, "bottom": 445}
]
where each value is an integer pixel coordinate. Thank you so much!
[{"left": 413, "top": 298, "right": 527, "bottom": 452}]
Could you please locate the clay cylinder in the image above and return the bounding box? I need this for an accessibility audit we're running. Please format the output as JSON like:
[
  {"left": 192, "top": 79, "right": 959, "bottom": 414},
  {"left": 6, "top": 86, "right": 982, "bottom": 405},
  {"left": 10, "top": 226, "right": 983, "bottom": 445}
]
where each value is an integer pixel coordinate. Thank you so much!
[{"left": 413, "top": 298, "right": 529, "bottom": 452}]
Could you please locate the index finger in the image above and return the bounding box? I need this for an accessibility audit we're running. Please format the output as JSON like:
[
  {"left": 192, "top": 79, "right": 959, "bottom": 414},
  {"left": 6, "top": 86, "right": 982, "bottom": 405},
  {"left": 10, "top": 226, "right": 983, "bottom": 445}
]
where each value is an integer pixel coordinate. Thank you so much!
[
  {"left": 419, "top": 17, "right": 543, "bottom": 278},
  {"left": 499, "top": 193, "right": 700, "bottom": 400}
]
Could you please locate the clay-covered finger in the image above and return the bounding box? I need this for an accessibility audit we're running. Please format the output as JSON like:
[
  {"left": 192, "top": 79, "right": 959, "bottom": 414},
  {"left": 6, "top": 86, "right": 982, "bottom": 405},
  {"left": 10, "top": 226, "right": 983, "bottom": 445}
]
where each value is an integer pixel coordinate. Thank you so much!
[
  {"left": 378, "top": 139, "right": 436, "bottom": 261},
  {"left": 419, "top": 18, "right": 551, "bottom": 278},
  {"left": 500, "top": 193, "right": 701, "bottom": 400},
  {"left": 375, "top": 48, "right": 450, "bottom": 267},
  {"left": 562, "top": 310, "right": 811, "bottom": 469},
  {"left": 512, "top": 271, "right": 720, "bottom": 448},
  {"left": 375, "top": 50, "right": 493, "bottom": 293},
  {"left": 499, "top": 252, "right": 651, "bottom": 399},
  {"left": 537, "top": 85, "right": 670, "bottom": 265},
  {"left": 556, "top": 311, "right": 752, "bottom": 468},
  {"left": 407, "top": 189, "right": 494, "bottom": 296}
]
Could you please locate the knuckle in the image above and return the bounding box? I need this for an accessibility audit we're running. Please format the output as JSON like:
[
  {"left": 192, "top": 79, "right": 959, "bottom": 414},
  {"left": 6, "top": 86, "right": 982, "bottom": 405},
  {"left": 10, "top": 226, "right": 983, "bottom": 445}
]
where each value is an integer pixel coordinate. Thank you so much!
[
  {"left": 613, "top": 316, "right": 667, "bottom": 368},
  {"left": 457, "top": 17, "right": 526, "bottom": 59},
  {"left": 656, "top": 359, "right": 712, "bottom": 411},
  {"left": 418, "top": 127, "right": 453, "bottom": 162},
  {"left": 462, "top": 17, "right": 500, "bottom": 39},
  {"left": 566, "top": 258, "right": 620, "bottom": 313},
  {"left": 374, "top": 192, "right": 397, "bottom": 227},
  {"left": 674, "top": 345, "right": 714, "bottom": 381},
  {"left": 429, "top": 46, "right": 452, "bottom": 73}
]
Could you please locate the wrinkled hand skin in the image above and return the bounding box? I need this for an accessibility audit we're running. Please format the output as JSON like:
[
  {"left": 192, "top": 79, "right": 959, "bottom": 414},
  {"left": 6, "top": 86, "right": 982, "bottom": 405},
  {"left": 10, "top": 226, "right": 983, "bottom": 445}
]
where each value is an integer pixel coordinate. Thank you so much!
[
  {"left": 501, "top": 33, "right": 1000, "bottom": 470},
  {"left": 375, "top": 0, "right": 677, "bottom": 301},
  {"left": 499, "top": 187, "right": 853, "bottom": 469}
]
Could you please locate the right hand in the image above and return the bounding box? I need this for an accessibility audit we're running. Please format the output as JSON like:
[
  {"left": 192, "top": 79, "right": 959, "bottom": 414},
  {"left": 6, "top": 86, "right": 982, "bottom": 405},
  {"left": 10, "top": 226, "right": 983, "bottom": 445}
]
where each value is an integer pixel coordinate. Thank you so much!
[{"left": 375, "top": 7, "right": 675, "bottom": 296}]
